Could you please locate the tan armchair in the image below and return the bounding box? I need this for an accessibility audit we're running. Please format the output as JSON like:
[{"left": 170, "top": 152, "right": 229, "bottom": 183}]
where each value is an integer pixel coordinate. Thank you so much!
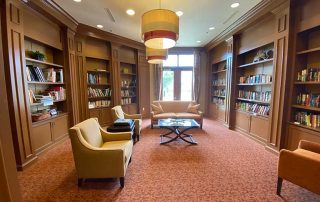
[
  {"left": 277, "top": 140, "right": 320, "bottom": 195},
  {"left": 69, "top": 118, "right": 133, "bottom": 187},
  {"left": 111, "top": 105, "right": 142, "bottom": 141}
]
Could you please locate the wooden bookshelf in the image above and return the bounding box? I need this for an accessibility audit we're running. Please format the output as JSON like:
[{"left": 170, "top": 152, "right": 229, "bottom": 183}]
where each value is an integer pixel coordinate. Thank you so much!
[
  {"left": 291, "top": 105, "right": 320, "bottom": 112},
  {"left": 28, "top": 81, "right": 64, "bottom": 85},
  {"left": 237, "top": 58, "right": 273, "bottom": 68},
  {"left": 236, "top": 98, "right": 270, "bottom": 105},
  {"left": 120, "top": 62, "right": 137, "bottom": 106},
  {"left": 296, "top": 47, "right": 320, "bottom": 55},
  {"left": 25, "top": 57, "right": 63, "bottom": 68},
  {"left": 237, "top": 83, "right": 272, "bottom": 86},
  {"left": 210, "top": 60, "right": 227, "bottom": 107}
]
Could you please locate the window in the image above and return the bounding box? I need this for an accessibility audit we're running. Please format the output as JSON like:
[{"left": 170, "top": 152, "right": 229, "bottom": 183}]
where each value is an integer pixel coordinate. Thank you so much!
[{"left": 162, "top": 54, "right": 194, "bottom": 101}]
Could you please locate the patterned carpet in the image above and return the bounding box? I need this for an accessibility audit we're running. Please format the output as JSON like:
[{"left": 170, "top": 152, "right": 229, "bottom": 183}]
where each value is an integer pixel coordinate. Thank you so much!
[{"left": 18, "top": 119, "right": 320, "bottom": 202}]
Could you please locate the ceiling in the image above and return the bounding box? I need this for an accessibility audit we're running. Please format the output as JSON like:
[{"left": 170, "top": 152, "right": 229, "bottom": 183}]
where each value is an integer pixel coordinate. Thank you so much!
[{"left": 54, "top": 0, "right": 262, "bottom": 47}]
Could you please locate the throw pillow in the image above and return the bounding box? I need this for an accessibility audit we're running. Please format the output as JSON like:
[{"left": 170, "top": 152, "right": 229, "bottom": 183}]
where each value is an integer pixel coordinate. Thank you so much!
[
  {"left": 187, "top": 103, "right": 200, "bottom": 114},
  {"left": 151, "top": 103, "right": 164, "bottom": 115}
]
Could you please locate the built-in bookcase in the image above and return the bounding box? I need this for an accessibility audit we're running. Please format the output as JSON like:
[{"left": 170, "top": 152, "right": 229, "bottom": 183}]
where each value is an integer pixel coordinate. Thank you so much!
[
  {"left": 120, "top": 62, "right": 137, "bottom": 105},
  {"left": 211, "top": 60, "right": 227, "bottom": 107},
  {"left": 86, "top": 57, "right": 112, "bottom": 109},
  {"left": 24, "top": 37, "right": 68, "bottom": 123},
  {"left": 290, "top": 26, "right": 320, "bottom": 132},
  {"left": 235, "top": 43, "right": 274, "bottom": 118}
]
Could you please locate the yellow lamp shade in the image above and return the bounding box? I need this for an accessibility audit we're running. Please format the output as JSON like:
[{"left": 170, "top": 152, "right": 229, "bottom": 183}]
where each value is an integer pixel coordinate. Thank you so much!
[
  {"left": 146, "top": 47, "right": 168, "bottom": 64},
  {"left": 141, "top": 9, "right": 179, "bottom": 49}
]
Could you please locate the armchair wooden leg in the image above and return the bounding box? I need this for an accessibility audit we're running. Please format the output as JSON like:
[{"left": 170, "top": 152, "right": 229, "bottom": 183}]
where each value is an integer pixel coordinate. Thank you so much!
[
  {"left": 129, "top": 156, "right": 132, "bottom": 163},
  {"left": 277, "top": 177, "right": 283, "bottom": 195},
  {"left": 120, "top": 177, "right": 125, "bottom": 187},
  {"left": 137, "top": 134, "right": 140, "bottom": 141},
  {"left": 78, "top": 178, "right": 83, "bottom": 187}
]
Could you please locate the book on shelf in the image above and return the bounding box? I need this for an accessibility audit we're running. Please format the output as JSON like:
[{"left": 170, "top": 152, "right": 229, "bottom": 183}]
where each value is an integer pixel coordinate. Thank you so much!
[
  {"left": 88, "top": 100, "right": 111, "bottom": 109},
  {"left": 87, "top": 73, "right": 103, "bottom": 84},
  {"left": 88, "top": 87, "right": 112, "bottom": 97},
  {"left": 296, "top": 93, "right": 320, "bottom": 108},
  {"left": 46, "top": 86, "right": 66, "bottom": 101},
  {"left": 294, "top": 111, "right": 320, "bottom": 129},
  {"left": 26, "top": 65, "right": 63, "bottom": 83},
  {"left": 121, "top": 98, "right": 133, "bottom": 105},
  {"left": 212, "top": 97, "right": 225, "bottom": 105},
  {"left": 297, "top": 68, "right": 320, "bottom": 82},
  {"left": 212, "top": 79, "right": 225, "bottom": 85},
  {"left": 213, "top": 89, "right": 225, "bottom": 97},
  {"left": 28, "top": 89, "right": 36, "bottom": 104},
  {"left": 34, "top": 95, "right": 54, "bottom": 106},
  {"left": 239, "top": 74, "right": 272, "bottom": 84},
  {"left": 238, "top": 90, "right": 271, "bottom": 102},
  {"left": 121, "top": 89, "right": 135, "bottom": 97},
  {"left": 236, "top": 101, "right": 270, "bottom": 116}
]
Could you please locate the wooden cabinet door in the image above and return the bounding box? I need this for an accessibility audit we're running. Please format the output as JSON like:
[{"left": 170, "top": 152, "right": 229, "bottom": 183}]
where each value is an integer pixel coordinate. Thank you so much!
[
  {"left": 52, "top": 115, "right": 69, "bottom": 141},
  {"left": 121, "top": 105, "right": 130, "bottom": 114},
  {"left": 89, "top": 109, "right": 101, "bottom": 120},
  {"left": 32, "top": 123, "right": 52, "bottom": 153},
  {"left": 100, "top": 108, "right": 112, "bottom": 126},
  {"left": 234, "top": 111, "right": 250, "bottom": 133},
  {"left": 128, "top": 103, "right": 138, "bottom": 114},
  {"left": 249, "top": 116, "right": 269, "bottom": 143}
]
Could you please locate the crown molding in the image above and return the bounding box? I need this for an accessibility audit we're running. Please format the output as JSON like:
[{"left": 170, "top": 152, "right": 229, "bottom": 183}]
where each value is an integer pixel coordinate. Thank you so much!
[
  {"left": 205, "top": 0, "right": 288, "bottom": 51},
  {"left": 76, "top": 23, "right": 145, "bottom": 51},
  {"left": 23, "top": 0, "right": 78, "bottom": 31}
]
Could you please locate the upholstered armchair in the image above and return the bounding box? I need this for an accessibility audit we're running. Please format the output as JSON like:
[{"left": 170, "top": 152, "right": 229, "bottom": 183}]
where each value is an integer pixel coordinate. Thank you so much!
[
  {"left": 69, "top": 118, "right": 133, "bottom": 187},
  {"left": 277, "top": 140, "right": 320, "bottom": 195},
  {"left": 111, "top": 105, "right": 142, "bottom": 141}
]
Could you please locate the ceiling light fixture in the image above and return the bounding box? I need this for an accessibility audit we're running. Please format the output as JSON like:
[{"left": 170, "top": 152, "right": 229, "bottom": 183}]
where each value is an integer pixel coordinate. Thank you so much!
[
  {"left": 146, "top": 47, "right": 168, "bottom": 64},
  {"left": 197, "top": 41, "right": 201, "bottom": 43},
  {"left": 97, "top": 24, "right": 103, "bottom": 29},
  {"left": 141, "top": 0, "right": 179, "bottom": 49},
  {"left": 209, "top": 27, "right": 215, "bottom": 30},
  {"left": 231, "top": 3, "right": 240, "bottom": 8},
  {"left": 126, "top": 9, "right": 135, "bottom": 16},
  {"left": 73, "top": 0, "right": 81, "bottom": 2},
  {"left": 176, "top": 11, "right": 183, "bottom": 17}
]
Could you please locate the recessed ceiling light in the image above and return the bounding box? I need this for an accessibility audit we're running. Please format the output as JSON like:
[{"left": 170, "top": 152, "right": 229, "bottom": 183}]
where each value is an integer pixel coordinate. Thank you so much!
[
  {"left": 176, "top": 11, "right": 183, "bottom": 17},
  {"left": 197, "top": 40, "right": 201, "bottom": 43},
  {"left": 209, "top": 27, "right": 215, "bottom": 30},
  {"left": 97, "top": 25, "right": 103, "bottom": 29},
  {"left": 231, "top": 3, "right": 240, "bottom": 8},
  {"left": 73, "top": 0, "right": 81, "bottom": 2},
  {"left": 126, "top": 9, "right": 135, "bottom": 16}
]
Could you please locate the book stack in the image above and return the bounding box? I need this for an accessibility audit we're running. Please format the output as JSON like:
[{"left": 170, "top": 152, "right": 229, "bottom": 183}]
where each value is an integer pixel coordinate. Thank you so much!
[
  {"left": 296, "top": 93, "right": 320, "bottom": 107},
  {"left": 297, "top": 68, "right": 320, "bottom": 82},
  {"left": 87, "top": 73, "right": 103, "bottom": 84},
  {"left": 88, "top": 100, "right": 111, "bottom": 109},
  {"left": 238, "top": 90, "right": 271, "bottom": 102},
  {"left": 46, "top": 86, "right": 66, "bottom": 101},
  {"left": 294, "top": 111, "right": 320, "bottom": 128},
  {"left": 236, "top": 101, "right": 270, "bottom": 116},
  {"left": 239, "top": 74, "right": 272, "bottom": 84},
  {"left": 121, "top": 90, "right": 135, "bottom": 97},
  {"left": 88, "top": 87, "right": 111, "bottom": 98},
  {"left": 213, "top": 79, "right": 226, "bottom": 85}
]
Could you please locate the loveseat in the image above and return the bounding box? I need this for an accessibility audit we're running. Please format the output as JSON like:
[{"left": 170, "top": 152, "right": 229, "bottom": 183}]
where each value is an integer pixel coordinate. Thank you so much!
[{"left": 151, "top": 101, "right": 203, "bottom": 129}]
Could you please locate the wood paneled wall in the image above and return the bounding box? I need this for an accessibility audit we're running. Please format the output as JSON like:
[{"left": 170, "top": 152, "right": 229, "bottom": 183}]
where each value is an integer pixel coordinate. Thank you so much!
[{"left": 138, "top": 50, "right": 150, "bottom": 118}]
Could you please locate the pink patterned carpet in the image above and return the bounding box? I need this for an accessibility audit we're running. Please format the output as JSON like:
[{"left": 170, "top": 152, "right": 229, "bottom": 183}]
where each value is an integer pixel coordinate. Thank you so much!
[{"left": 18, "top": 119, "right": 320, "bottom": 201}]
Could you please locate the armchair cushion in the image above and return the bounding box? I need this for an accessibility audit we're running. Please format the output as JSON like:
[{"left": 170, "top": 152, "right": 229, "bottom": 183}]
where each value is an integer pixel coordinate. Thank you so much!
[
  {"left": 78, "top": 118, "right": 103, "bottom": 148},
  {"left": 101, "top": 140, "right": 133, "bottom": 163}
]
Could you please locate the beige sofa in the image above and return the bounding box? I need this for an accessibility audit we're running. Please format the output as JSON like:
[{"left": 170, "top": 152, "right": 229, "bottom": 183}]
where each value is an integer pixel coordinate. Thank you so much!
[{"left": 151, "top": 101, "right": 203, "bottom": 129}]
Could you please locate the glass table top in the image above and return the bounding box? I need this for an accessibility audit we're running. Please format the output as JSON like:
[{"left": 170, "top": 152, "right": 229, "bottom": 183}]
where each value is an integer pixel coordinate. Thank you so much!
[{"left": 158, "top": 119, "right": 199, "bottom": 127}]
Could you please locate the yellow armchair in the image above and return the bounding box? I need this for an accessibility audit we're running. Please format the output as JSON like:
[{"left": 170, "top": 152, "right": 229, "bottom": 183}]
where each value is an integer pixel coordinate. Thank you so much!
[
  {"left": 111, "top": 105, "right": 142, "bottom": 141},
  {"left": 277, "top": 140, "right": 320, "bottom": 195},
  {"left": 69, "top": 118, "right": 133, "bottom": 187}
]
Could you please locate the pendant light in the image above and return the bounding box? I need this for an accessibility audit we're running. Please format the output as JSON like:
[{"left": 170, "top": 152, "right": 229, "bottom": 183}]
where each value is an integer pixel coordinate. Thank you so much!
[
  {"left": 141, "top": 0, "right": 179, "bottom": 49},
  {"left": 146, "top": 47, "right": 168, "bottom": 64}
]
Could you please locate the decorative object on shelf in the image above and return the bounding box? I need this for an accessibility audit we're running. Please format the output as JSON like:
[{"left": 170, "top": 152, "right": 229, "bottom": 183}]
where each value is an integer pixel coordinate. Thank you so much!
[
  {"left": 146, "top": 47, "right": 168, "bottom": 64},
  {"left": 28, "top": 50, "right": 46, "bottom": 61},
  {"left": 31, "top": 110, "right": 51, "bottom": 122},
  {"left": 141, "top": 0, "right": 179, "bottom": 49},
  {"left": 253, "top": 48, "right": 273, "bottom": 62}
]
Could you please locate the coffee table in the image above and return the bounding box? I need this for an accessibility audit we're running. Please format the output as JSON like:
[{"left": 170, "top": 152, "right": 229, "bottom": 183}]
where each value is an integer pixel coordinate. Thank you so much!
[{"left": 158, "top": 119, "right": 199, "bottom": 145}]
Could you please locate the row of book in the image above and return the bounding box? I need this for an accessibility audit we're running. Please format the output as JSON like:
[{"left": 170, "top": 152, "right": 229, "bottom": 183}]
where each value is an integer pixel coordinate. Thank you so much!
[
  {"left": 212, "top": 97, "right": 225, "bottom": 105},
  {"left": 88, "top": 87, "right": 111, "bottom": 98},
  {"left": 88, "top": 73, "right": 107, "bottom": 84},
  {"left": 121, "top": 80, "right": 136, "bottom": 88},
  {"left": 236, "top": 101, "right": 270, "bottom": 116},
  {"left": 26, "top": 65, "right": 63, "bottom": 83},
  {"left": 88, "top": 100, "right": 111, "bottom": 109},
  {"left": 294, "top": 111, "right": 320, "bottom": 129},
  {"left": 296, "top": 93, "right": 320, "bottom": 107},
  {"left": 238, "top": 90, "right": 271, "bottom": 102},
  {"left": 213, "top": 89, "right": 226, "bottom": 97},
  {"left": 297, "top": 68, "right": 320, "bottom": 82},
  {"left": 28, "top": 87, "right": 66, "bottom": 105},
  {"left": 121, "top": 90, "right": 135, "bottom": 97},
  {"left": 212, "top": 79, "right": 226, "bottom": 85},
  {"left": 121, "top": 98, "right": 135, "bottom": 105},
  {"left": 239, "top": 74, "right": 272, "bottom": 84}
]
